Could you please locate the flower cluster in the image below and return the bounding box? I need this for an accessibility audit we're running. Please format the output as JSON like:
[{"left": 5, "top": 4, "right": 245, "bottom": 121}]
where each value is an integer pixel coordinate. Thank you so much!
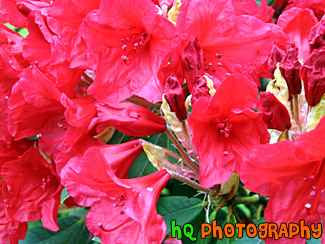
[{"left": 0, "top": 0, "right": 324, "bottom": 243}]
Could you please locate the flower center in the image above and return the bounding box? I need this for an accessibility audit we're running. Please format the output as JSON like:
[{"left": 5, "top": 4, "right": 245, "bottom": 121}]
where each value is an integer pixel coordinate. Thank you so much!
[
  {"left": 120, "top": 32, "right": 150, "bottom": 64},
  {"left": 217, "top": 119, "right": 232, "bottom": 138},
  {"left": 112, "top": 193, "right": 127, "bottom": 215}
]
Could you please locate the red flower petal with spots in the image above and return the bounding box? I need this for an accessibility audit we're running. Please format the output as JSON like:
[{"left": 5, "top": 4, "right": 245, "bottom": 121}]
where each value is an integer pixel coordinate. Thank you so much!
[
  {"left": 61, "top": 140, "right": 170, "bottom": 244},
  {"left": 189, "top": 74, "right": 269, "bottom": 187},
  {"left": 240, "top": 117, "right": 325, "bottom": 226},
  {"left": 81, "top": 0, "right": 177, "bottom": 103},
  {"left": 2, "top": 147, "right": 63, "bottom": 231},
  {"left": 177, "top": 0, "right": 273, "bottom": 83}
]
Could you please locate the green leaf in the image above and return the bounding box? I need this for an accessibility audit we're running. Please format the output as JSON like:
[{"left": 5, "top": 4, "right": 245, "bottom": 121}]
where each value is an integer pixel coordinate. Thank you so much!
[
  {"left": 233, "top": 235, "right": 265, "bottom": 244},
  {"left": 17, "top": 28, "right": 29, "bottom": 37},
  {"left": 260, "top": 78, "right": 272, "bottom": 92},
  {"left": 306, "top": 237, "right": 322, "bottom": 244},
  {"left": 157, "top": 196, "right": 203, "bottom": 234},
  {"left": 107, "top": 130, "right": 132, "bottom": 144},
  {"left": 218, "top": 214, "right": 237, "bottom": 244},
  {"left": 233, "top": 218, "right": 265, "bottom": 244},
  {"left": 92, "top": 236, "right": 101, "bottom": 243},
  {"left": 25, "top": 135, "right": 38, "bottom": 140},
  {"left": 197, "top": 211, "right": 217, "bottom": 244},
  {"left": 60, "top": 187, "right": 70, "bottom": 204},
  {"left": 254, "top": 0, "right": 261, "bottom": 7},
  {"left": 20, "top": 216, "right": 90, "bottom": 244},
  {"left": 267, "top": 0, "right": 275, "bottom": 6}
]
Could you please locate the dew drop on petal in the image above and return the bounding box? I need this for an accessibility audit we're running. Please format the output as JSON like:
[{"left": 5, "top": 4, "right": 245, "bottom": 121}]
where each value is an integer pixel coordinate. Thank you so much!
[
  {"left": 312, "top": 186, "right": 317, "bottom": 190},
  {"left": 310, "top": 175, "right": 315, "bottom": 180},
  {"left": 223, "top": 151, "right": 229, "bottom": 156},
  {"left": 303, "top": 178, "right": 308, "bottom": 181},
  {"left": 310, "top": 191, "right": 316, "bottom": 196},
  {"left": 147, "top": 187, "right": 153, "bottom": 192},
  {"left": 305, "top": 203, "right": 311, "bottom": 209},
  {"left": 98, "top": 223, "right": 102, "bottom": 227}
]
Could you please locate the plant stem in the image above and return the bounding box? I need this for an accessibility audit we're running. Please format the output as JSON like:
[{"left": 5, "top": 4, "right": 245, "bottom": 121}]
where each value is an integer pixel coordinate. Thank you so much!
[
  {"left": 82, "top": 73, "right": 94, "bottom": 84},
  {"left": 292, "top": 95, "right": 302, "bottom": 132},
  {"left": 165, "top": 128, "right": 199, "bottom": 175},
  {"left": 167, "top": 170, "right": 212, "bottom": 194},
  {"left": 125, "top": 97, "right": 161, "bottom": 108},
  {"left": 234, "top": 194, "right": 260, "bottom": 205},
  {"left": 256, "top": 204, "right": 264, "bottom": 221}
]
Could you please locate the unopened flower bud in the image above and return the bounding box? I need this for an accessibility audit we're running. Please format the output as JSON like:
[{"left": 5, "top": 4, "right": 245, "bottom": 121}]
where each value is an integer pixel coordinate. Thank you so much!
[
  {"left": 279, "top": 44, "right": 302, "bottom": 98},
  {"left": 309, "top": 16, "right": 325, "bottom": 51},
  {"left": 181, "top": 37, "right": 204, "bottom": 93},
  {"left": 164, "top": 74, "right": 187, "bottom": 121},
  {"left": 191, "top": 76, "right": 210, "bottom": 105},
  {"left": 268, "top": 45, "right": 284, "bottom": 78},
  {"left": 258, "top": 92, "right": 292, "bottom": 131},
  {"left": 300, "top": 48, "right": 325, "bottom": 106}
]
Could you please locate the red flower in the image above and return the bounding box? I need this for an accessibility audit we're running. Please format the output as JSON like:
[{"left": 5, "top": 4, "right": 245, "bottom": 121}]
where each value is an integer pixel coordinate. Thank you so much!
[
  {"left": 0, "top": 139, "right": 33, "bottom": 170},
  {"left": 96, "top": 102, "right": 167, "bottom": 137},
  {"left": 286, "top": 0, "right": 325, "bottom": 20},
  {"left": 81, "top": 0, "right": 177, "bottom": 103},
  {"left": 240, "top": 117, "right": 325, "bottom": 226},
  {"left": 8, "top": 66, "right": 64, "bottom": 140},
  {"left": 189, "top": 74, "right": 269, "bottom": 187},
  {"left": 232, "top": 0, "right": 274, "bottom": 23},
  {"left": 47, "top": 0, "right": 101, "bottom": 69},
  {"left": 1, "top": 147, "right": 63, "bottom": 231},
  {"left": 0, "top": 182, "right": 28, "bottom": 244},
  {"left": 177, "top": 0, "right": 273, "bottom": 82},
  {"left": 61, "top": 140, "right": 170, "bottom": 243},
  {"left": 277, "top": 7, "right": 318, "bottom": 61},
  {"left": 0, "top": 0, "right": 51, "bottom": 28}
]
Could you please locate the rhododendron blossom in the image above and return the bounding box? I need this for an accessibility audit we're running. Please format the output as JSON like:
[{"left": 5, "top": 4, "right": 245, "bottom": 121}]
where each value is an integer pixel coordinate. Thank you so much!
[{"left": 189, "top": 74, "right": 269, "bottom": 187}]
